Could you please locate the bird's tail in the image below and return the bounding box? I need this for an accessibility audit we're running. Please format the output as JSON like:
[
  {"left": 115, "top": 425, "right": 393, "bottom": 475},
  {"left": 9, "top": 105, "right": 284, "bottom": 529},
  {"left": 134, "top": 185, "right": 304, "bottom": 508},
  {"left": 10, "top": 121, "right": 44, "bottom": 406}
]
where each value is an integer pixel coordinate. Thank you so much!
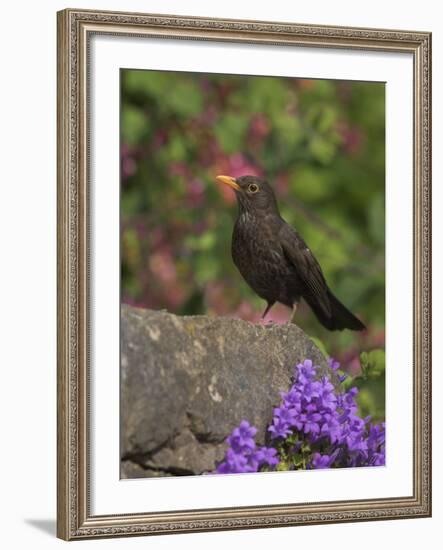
[{"left": 307, "top": 290, "right": 366, "bottom": 332}]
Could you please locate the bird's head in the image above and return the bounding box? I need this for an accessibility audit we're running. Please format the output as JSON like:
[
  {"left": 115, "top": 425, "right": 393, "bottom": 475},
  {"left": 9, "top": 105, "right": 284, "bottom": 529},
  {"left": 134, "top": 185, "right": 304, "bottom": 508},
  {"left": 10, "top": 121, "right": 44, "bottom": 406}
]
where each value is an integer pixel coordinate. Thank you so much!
[{"left": 215, "top": 175, "right": 279, "bottom": 215}]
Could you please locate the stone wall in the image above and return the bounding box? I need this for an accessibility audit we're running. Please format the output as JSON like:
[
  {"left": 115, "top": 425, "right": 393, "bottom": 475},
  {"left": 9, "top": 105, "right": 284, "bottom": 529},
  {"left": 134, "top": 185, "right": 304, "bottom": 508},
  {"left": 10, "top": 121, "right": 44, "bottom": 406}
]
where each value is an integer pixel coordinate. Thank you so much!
[{"left": 121, "top": 305, "right": 333, "bottom": 478}]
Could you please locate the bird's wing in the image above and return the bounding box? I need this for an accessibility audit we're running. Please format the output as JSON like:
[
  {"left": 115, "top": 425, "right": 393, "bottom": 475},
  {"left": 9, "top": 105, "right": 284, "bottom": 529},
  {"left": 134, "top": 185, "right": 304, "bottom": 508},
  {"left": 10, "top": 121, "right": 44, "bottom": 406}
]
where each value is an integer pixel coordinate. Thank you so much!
[{"left": 279, "top": 223, "right": 332, "bottom": 318}]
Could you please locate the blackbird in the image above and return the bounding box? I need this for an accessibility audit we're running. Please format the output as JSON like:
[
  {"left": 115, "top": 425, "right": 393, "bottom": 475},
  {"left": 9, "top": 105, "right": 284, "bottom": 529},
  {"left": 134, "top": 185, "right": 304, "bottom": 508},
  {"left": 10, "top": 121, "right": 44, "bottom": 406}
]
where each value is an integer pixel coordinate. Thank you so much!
[{"left": 216, "top": 175, "right": 365, "bottom": 331}]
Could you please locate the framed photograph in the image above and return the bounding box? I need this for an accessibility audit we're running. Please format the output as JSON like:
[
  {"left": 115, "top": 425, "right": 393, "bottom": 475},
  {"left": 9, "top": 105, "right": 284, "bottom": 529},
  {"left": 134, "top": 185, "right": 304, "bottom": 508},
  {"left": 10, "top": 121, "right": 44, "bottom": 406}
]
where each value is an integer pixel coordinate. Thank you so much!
[{"left": 57, "top": 8, "right": 431, "bottom": 540}]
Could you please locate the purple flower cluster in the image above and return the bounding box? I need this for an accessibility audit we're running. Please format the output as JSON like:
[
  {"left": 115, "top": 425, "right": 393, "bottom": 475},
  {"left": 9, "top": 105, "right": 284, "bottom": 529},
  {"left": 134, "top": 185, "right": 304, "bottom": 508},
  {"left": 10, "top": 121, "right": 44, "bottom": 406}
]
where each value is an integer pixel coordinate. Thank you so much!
[
  {"left": 215, "top": 420, "right": 279, "bottom": 474},
  {"left": 268, "top": 359, "right": 385, "bottom": 469},
  {"left": 215, "top": 358, "right": 385, "bottom": 474}
]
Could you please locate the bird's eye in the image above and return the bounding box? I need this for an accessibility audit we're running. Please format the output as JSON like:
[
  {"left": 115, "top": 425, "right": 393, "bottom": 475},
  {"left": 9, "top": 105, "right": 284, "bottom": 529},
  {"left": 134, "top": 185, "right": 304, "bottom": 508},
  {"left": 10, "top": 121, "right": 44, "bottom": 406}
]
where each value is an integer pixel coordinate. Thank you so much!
[{"left": 248, "top": 183, "right": 259, "bottom": 193}]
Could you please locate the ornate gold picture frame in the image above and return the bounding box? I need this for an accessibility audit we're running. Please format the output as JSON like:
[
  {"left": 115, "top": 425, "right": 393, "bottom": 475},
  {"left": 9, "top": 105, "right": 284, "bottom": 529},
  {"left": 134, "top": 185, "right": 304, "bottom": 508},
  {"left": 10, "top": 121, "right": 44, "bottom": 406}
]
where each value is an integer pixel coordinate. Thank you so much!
[{"left": 57, "top": 8, "right": 431, "bottom": 540}]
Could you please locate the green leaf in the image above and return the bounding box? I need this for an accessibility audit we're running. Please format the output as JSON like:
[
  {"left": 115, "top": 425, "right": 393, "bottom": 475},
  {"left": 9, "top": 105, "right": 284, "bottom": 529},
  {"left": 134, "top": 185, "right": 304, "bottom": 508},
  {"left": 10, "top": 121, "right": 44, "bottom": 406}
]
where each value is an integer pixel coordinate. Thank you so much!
[
  {"left": 213, "top": 114, "right": 249, "bottom": 154},
  {"left": 194, "top": 255, "right": 218, "bottom": 284},
  {"left": 166, "top": 81, "right": 203, "bottom": 117},
  {"left": 310, "top": 336, "right": 328, "bottom": 358},
  {"left": 274, "top": 114, "right": 302, "bottom": 148},
  {"left": 309, "top": 135, "right": 336, "bottom": 164},
  {"left": 359, "top": 349, "right": 385, "bottom": 380},
  {"left": 368, "top": 193, "right": 385, "bottom": 245},
  {"left": 167, "top": 135, "right": 187, "bottom": 161},
  {"left": 121, "top": 106, "right": 147, "bottom": 145},
  {"left": 276, "top": 461, "right": 291, "bottom": 472}
]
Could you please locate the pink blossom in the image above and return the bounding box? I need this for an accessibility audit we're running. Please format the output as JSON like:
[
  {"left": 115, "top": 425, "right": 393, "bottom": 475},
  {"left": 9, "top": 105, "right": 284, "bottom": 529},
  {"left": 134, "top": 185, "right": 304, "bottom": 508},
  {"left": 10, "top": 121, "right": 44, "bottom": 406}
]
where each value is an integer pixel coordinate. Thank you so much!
[
  {"left": 232, "top": 301, "right": 260, "bottom": 322},
  {"left": 121, "top": 144, "right": 137, "bottom": 180},
  {"left": 228, "top": 153, "right": 262, "bottom": 178},
  {"left": 152, "top": 129, "right": 168, "bottom": 150},
  {"left": 205, "top": 281, "right": 231, "bottom": 314},
  {"left": 274, "top": 173, "right": 289, "bottom": 196},
  {"left": 149, "top": 227, "right": 166, "bottom": 248},
  {"left": 262, "top": 302, "right": 293, "bottom": 325},
  {"left": 168, "top": 162, "right": 189, "bottom": 178},
  {"left": 165, "top": 285, "right": 187, "bottom": 309},
  {"left": 337, "top": 122, "right": 364, "bottom": 156},
  {"left": 248, "top": 114, "right": 270, "bottom": 142},
  {"left": 186, "top": 178, "right": 205, "bottom": 207},
  {"left": 149, "top": 250, "right": 177, "bottom": 284},
  {"left": 216, "top": 179, "right": 237, "bottom": 205},
  {"left": 192, "top": 105, "right": 217, "bottom": 126},
  {"left": 346, "top": 355, "right": 363, "bottom": 377}
]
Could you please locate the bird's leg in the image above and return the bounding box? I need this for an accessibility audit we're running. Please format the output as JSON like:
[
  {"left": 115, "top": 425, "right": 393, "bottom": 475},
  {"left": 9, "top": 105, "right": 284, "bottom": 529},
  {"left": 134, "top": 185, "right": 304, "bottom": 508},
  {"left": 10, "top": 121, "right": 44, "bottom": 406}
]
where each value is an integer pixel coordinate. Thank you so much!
[
  {"left": 261, "top": 302, "right": 274, "bottom": 319},
  {"left": 260, "top": 302, "right": 275, "bottom": 328},
  {"left": 288, "top": 303, "right": 298, "bottom": 324}
]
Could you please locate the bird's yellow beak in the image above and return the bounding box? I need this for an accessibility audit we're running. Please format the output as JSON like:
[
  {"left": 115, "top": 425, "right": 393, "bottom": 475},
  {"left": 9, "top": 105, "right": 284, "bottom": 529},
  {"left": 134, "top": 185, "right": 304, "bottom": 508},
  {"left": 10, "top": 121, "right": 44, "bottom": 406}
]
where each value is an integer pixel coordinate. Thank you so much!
[{"left": 216, "top": 175, "right": 240, "bottom": 191}]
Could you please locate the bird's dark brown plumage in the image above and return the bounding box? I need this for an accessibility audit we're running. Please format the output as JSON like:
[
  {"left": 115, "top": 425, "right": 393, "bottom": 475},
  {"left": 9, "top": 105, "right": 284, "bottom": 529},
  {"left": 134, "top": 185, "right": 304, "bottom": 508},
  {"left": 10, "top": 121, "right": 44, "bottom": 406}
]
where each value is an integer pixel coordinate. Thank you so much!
[{"left": 216, "top": 174, "right": 365, "bottom": 331}]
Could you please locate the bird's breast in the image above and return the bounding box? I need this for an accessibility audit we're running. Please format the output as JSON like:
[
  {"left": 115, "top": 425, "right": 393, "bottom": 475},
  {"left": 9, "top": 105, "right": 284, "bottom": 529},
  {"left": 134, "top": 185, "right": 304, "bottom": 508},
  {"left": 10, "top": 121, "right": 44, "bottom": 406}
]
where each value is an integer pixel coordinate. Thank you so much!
[{"left": 231, "top": 213, "right": 296, "bottom": 300}]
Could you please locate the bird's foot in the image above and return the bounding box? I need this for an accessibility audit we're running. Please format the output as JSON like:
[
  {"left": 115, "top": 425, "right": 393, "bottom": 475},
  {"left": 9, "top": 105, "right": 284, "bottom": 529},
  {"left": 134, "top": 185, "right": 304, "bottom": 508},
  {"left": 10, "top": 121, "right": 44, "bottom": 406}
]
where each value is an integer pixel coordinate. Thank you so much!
[
  {"left": 288, "top": 304, "right": 298, "bottom": 324},
  {"left": 260, "top": 318, "right": 275, "bottom": 329}
]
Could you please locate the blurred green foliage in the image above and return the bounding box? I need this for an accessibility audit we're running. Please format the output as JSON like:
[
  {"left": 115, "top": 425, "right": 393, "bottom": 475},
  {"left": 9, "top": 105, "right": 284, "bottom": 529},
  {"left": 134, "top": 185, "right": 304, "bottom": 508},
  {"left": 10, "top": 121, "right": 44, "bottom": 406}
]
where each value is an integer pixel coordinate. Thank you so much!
[
  {"left": 351, "top": 350, "right": 385, "bottom": 423},
  {"left": 120, "top": 69, "right": 385, "bottom": 413}
]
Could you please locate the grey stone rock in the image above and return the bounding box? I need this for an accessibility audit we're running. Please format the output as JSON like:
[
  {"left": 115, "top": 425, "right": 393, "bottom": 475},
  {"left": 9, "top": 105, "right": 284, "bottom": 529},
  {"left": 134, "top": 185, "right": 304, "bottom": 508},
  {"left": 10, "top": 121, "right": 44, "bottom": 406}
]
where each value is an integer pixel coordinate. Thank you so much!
[
  {"left": 121, "top": 304, "right": 335, "bottom": 478},
  {"left": 120, "top": 460, "right": 173, "bottom": 479}
]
